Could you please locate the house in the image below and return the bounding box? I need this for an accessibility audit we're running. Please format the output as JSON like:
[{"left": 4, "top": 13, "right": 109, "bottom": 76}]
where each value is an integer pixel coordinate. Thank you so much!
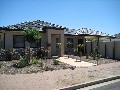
[{"left": 0, "top": 20, "right": 112, "bottom": 58}]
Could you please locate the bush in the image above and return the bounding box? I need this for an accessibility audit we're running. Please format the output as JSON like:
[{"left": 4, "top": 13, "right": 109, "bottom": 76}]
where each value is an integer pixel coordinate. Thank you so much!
[
  {"left": 92, "top": 55, "right": 96, "bottom": 60},
  {"left": 53, "top": 59, "right": 59, "bottom": 65},
  {"left": 30, "top": 57, "right": 39, "bottom": 64},
  {"left": 97, "top": 54, "right": 101, "bottom": 60},
  {"left": 39, "top": 61, "right": 43, "bottom": 67},
  {"left": 44, "top": 66, "right": 54, "bottom": 71},
  {"left": 13, "top": 56, "right": 28, "bottom": 68},
  {"left": 86, "top": 54, "right": 89, "bottom": 59}
]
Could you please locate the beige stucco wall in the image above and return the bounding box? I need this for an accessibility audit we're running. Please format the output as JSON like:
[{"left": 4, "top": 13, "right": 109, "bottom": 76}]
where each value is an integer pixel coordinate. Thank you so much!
[
  {"left": 40, "top": 33, "right": 47, "bottom": 48},
  {"left": 3, "top": 31, "right": 46, "bottom": 50},
  {"left": 2, "top": 29, "right": 120, "bottom": 59},
  {"left": 47, "top": 29, "right": 64, "bottom": 57},
  {"left": 4, "top": 31, "right": 22, "bottom": 49}
]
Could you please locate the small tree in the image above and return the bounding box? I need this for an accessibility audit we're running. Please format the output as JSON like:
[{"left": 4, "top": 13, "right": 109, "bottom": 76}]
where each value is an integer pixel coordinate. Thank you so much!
[
  {"left": 67, "top": 41, "right": 73, "bottom": 52},
  {"left": 56, "top": 43, "right": 61, "bottom": 56},
  {"left": 73, "top": 48, "right": 78, "bottom": 56},
  {"left": 93, "top": 46, "right": 99, "bottom": 55},
  {"left": 22, "top": 28, "right": 41, "bottom": 44},
  {"left": 93, "top": 46, "right": 101, "bottom": 65},
  {"left": 66, "top": 41, "right": 73, "bottom": 58},
  {"left": 77, "top": 44, "right": 84, "bottom": 59},
  {"left": 22, "top": 28, "right": 41, "bottom": 63}
]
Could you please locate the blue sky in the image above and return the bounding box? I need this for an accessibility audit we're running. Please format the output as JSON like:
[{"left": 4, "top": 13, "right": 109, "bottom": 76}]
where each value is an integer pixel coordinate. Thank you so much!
[{"left": 0, "top": 0, "right": 120, "bottom": 35}]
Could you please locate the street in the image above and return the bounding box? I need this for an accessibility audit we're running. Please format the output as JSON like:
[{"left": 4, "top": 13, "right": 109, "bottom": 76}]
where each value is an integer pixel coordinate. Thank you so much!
[{"left": 77, "top": 79, "right": 120, "bottom": 90}]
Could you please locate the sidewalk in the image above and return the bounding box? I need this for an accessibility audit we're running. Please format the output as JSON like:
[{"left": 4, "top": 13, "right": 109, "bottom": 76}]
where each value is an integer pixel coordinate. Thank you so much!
[{"left": 0, "top": 61, "right": 120, "bottom": 90}]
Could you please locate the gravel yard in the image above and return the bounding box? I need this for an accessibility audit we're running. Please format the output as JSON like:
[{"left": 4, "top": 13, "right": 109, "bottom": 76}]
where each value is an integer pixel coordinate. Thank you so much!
[
  {"left": 0, "top": 62, "right": 120, "bottom": 90},
  {"left": 0, "top": 57, "right": 120, "bottom": 90},
  {"left": 0, "top": 57, "right": 118, "bottom": 75},
  {"left": 0, "top": 59, "right": 74, "bottom": 75}
]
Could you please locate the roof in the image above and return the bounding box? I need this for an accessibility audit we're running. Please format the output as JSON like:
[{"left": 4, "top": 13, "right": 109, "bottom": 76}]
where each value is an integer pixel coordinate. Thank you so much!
[
  {"left": 64, "top": 28, "right": 114, "bottom": 37},
  {"left": 1, "top": 20, "right": 65, "bottom": 31},
  {"left": 0, "top": 20, "right": 115, "bottom": 37}
]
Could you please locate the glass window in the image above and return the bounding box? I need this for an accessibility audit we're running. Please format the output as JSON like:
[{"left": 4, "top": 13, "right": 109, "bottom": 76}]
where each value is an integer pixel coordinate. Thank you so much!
[{"left": 13, "top": 35, "right": 25, "bottom": 48}]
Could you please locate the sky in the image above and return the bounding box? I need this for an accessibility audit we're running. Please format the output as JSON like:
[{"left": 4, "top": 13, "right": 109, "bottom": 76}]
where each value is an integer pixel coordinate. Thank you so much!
[{"left": 0, "top": 0, "right": 120, "bottom": 35}]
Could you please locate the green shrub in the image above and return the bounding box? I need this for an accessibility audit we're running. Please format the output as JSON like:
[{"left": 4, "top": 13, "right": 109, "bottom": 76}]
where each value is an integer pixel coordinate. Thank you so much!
[
  {"left": 96, "top": 54, "right": 101, "bottom": 65},
  {"left": 14, "top": 56, "right": 28, "bottom": 68},
  {"left": 38, "top": 59, "right": 43, "bottom": 67},
  {"left": 31, "top": 57, "right": 39, "bottom": 64},
  {"left": 86, "top": 54, "right": 89, "bottom": 59},
  {"left": 97, "top": 54, "right": 101, "bottom": 59},
  {"left": 92, "top": 55, "right": 96, "bottom": 60},
  {"left": 53, "top": 59, "right": 59, "bottom": 65}
]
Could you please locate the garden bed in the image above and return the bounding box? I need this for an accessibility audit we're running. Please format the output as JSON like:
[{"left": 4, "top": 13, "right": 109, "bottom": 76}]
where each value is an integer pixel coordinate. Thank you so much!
[{"left": 0, "top": 59, "right": 74, "bottom": 75}]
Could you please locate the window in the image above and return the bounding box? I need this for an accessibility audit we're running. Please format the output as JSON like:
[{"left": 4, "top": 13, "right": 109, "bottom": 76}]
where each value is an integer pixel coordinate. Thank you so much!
[{"left": 13, "top": 35, "right": 25, "bottom": 48}]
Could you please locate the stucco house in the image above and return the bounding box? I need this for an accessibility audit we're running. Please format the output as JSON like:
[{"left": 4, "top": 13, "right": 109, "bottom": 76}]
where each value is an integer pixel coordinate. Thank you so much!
[{"left": 0, "top": 20, "right": 112, "bottom": 57}]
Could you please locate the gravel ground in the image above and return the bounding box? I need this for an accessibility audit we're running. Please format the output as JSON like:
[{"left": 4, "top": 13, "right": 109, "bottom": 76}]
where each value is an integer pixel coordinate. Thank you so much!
[
  {"left": 0, "top": 57, "right": 118, "bottom": 75},
  {"left": 81, "top": 56, "right": 118, "bottom": 64},
  {"left": 0, "top": 59, "right": 74, "bottom": 75},
  {"left": 0, "top": 62, "right": 120, "bottom": 90}
]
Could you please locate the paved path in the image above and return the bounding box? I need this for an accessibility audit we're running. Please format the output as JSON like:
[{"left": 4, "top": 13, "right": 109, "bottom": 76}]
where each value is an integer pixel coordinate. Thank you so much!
[
  {"left": 58, "top": 56, "right": 97, "bottom": 67},
  {"left": 0, "top": 61, "right": 120, "bottom": 90}
]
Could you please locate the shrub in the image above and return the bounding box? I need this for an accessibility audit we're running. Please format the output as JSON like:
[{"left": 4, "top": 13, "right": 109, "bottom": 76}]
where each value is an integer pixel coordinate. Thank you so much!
[
  {"left": 92, "top": 55, "right": 96, "bottom": 60},
  {"left": 53, "top": 59, "right": 59, "bottom": 65},
  {"left": 97, "top": 54, "right": 101, "bottom": 59},
  {"left": 30, "top": 57, "right": 39, "bottom": 64},
  {"left": 86, "top": 54, "right": 89, "bottom": 59},
  {"left": 73, "top": 48, "right": 78, "bottom": 55},
  {"left": 44, "top": 66, "right": 54, "bottom": 71},
  {"left": 10, "top": 48, "right": 20, "bottom": 60},
  {"left": 96, "top": 54, "right": 101, "bottom": 65},
  {"left": 39, "top": 61, "right": 43, "bottom": 67},
  {"left": 13, "top": 56, "right": 28, "bottom": 68},
  {"left": 93, "top": 46, "right": 99, "bottom": 55}
]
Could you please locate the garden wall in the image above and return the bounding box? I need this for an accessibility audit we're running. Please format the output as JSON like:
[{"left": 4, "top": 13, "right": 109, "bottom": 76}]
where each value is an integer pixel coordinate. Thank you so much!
[{"left": 86, "top": 41, "right": 120, "bottom": 60}]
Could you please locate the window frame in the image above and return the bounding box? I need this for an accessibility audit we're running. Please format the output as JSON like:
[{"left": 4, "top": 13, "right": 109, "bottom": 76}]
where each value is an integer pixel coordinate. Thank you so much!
[{"left": 13, "top": 35, "right": 25, "bottom": 48}]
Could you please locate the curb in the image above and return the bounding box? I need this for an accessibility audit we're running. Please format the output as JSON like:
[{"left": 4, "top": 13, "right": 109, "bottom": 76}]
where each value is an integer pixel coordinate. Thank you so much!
[{"left": 57, "top": 75, "right": 120, "bottom": 90}]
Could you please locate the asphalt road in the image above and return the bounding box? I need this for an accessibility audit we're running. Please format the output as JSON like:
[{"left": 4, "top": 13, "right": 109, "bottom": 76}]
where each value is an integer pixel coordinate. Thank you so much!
[{"left": 77, "top": 79, "right": 120, "bottom": 90}]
